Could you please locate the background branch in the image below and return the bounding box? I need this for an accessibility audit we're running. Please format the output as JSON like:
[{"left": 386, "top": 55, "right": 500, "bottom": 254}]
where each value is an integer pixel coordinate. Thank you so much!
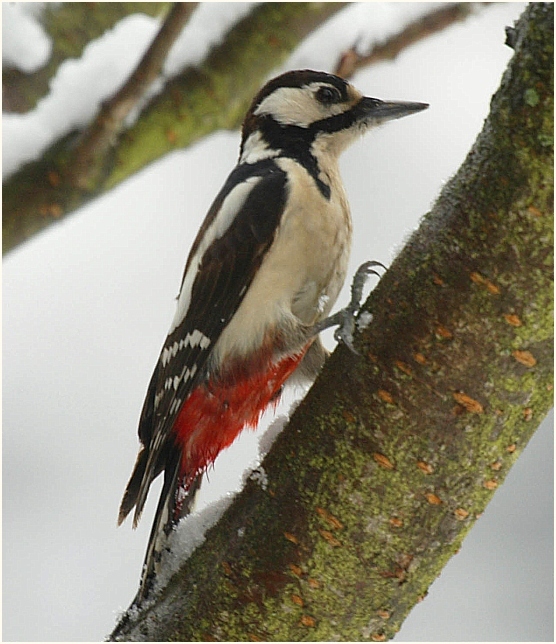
[
  {"left": 335, "top": 2, "right": 489, "bottom": 78},
  {"left": 110, "top": 3, "right": 553, "bottom": 640},
  {"left": 67, "top": 2, "right": 198, "bottom": 192},
  {"left": 2, "top": 3, "right": 170, "bottom": 113}
]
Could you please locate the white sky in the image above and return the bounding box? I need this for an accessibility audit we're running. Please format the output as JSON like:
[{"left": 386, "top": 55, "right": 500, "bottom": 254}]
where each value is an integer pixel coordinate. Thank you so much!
[{"left": 3, "top": 3, "right": 552, "bottom": 641}]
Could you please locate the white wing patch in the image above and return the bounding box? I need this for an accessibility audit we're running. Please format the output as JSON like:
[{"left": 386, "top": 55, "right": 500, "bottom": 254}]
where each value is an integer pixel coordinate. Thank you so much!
[
  {"left": 161, "top": 330, "right": 211, "bottom": 367},
  {"left": 169, "top": 176, "right": 264, "bottom": 333}
]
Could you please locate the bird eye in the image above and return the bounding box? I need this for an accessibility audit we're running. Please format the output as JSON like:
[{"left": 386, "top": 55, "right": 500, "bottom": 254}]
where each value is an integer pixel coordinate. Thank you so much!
[{"left": 316, "top": 86, "right": 342, "bottom": 105}]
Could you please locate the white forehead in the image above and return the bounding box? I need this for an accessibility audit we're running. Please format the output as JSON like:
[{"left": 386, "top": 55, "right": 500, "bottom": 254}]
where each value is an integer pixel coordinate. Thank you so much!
[{"left": 254, "top": 82, "right": 361, "bottom": 128}]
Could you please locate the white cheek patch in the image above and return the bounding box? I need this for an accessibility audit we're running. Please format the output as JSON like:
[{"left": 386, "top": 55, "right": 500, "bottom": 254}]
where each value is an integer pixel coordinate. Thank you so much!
[
  {"left": 255, "top": 85, "right": 352, "bottom": 128},
  {"left": 255, "top": 87, "right": 321, "bottom": 127},
  {"left": 169, "top": 176, "right": 263, "bottom": 332}
]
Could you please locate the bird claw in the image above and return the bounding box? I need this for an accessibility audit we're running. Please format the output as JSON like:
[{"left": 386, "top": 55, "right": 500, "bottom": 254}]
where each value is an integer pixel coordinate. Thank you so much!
[{"left": 312, "top": 260, "right": 385, "bottom": 353}]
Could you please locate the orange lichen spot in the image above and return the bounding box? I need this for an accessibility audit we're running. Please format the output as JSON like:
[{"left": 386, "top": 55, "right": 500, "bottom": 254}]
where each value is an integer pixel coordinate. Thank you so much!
[
  {"left": 432, "top": 273, "right": 445, "bottom": 286},
  {"left": 289, "top": 564, "right": 303, "bottom": 577},
  {"left": 300, "top": 615, "right": 316, "bottom": 628},
  {"left": 453, "top": 392, "right": 484, "bottom": 414},
  {"left": 373, "top": 452, "right": 395, "bottom": 470},
  {"left": 413, "top": 352, "right": 427, "bottom": 365},
  {"left": 47, "top": 170, "right": 61, "bottom": 187},
  {"left": 527, "top": 205, "right": 543, "bottom": 217},
  {"left": 417, "top": 460, "right": 434, "bottom": 475},
  {"left": 371, "top": 633, "right": 387, "bottom": 641},
  {"left": 389, "top": 517, "right": 403, "bottom": 528},
  {"left": 506, "top": 443, "right": 516, "bottom": 453},
  {"left": 523, "top": 407, "right": 533, "bottom": 421},
  {"left": 284, "top": 532, "right": 298, "bottom": 544},
  {"left": 484, "top": 279, "right": 500, "bottom": 294},
  {"left": 166, "top": 129, "right": 178, "bottom": 144},
  {"left": 291, "top": 594, "right": 304, "bottom": 607},
  {"left": 512, "top": 350, "right": 537, "bottom": 367},
  {"left": 454, "top": 508, "right": 470, "bottom": 521},
  {"left": 435, "top": 324, "right": 453, "bottom": 339},
  {"left": 377, "top": 389, "right": 394, "bottom": 404},
  {"left": 395, "top": 360, "right": 412, "bottom": 376},
  {"left": 316, "top": 507, "right": 343, "bottom": 530},
  {"left": 308, "top": 578, "right": 320, "bottom": 589},
  {"left": 41, "top": 203, "right": 62, "bottom": 218},
  {"left": 342, "top": 410, "right": 356, "bottom": 423},
  {"left": 504, "top": 313, "right": 522, "bottom": 327},
  {"left": 490, "top": 460, "right": 502, "bottom": 471},
  {"left": 425, "top": 492, "right": 443, "bottom": 505},
  {"left": 377, "top": 609, "right": 391, "bottom": 620},
  {"left": 470, "top": 271, "right": 500, "bottom": 294},
  {"left": 319, "top": 529, "right": 342, "bottom": 547},
  {"left": 483, "top": 479, "right": 498, "bottom": 490}
]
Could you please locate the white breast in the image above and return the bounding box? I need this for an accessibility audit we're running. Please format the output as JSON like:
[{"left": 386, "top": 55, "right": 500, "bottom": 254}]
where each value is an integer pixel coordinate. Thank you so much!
[{"left": 212, "top": 157, "right": 352, "bottom": 367}]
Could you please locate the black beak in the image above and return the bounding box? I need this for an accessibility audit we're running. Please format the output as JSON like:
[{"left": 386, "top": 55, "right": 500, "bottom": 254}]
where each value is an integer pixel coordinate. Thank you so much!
[{"left": 356, "top": 97, "right": 429, "bottom": 123}]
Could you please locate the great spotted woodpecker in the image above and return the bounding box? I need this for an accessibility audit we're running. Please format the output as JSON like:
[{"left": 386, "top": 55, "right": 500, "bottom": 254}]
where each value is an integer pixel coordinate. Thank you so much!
[{"left": 118, "top": 69, "right": 427, "bottom": 603}]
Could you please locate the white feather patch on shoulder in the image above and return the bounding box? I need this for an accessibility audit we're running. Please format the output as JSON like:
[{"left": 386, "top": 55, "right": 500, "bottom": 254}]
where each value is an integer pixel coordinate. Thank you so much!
[{"left": 169, "top": 175, "right": 263, "bottom": 333}]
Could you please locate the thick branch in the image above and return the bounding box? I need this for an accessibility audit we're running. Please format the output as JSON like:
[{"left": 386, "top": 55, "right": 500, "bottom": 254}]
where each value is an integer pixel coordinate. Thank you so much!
[
  {"left": 110, "top": 4, "right": 553, "bottom": 640},
  {"left": 2, "top": 2, "right": 346, "bottom": 256}
]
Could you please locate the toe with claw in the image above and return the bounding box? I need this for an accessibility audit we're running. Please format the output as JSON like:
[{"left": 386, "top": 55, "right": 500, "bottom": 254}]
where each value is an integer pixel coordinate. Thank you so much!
[{"left": 312, "top": 260, "right": 385, "bottom": 353}]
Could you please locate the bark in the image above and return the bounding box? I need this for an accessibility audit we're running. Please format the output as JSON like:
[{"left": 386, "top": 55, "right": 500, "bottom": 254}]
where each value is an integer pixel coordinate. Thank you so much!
[
  {"left": 2, "top": 2, "right": 346, "bottom": 255},
  {"left": 110, "top": 3, "right": 553, "bottom": 641}
]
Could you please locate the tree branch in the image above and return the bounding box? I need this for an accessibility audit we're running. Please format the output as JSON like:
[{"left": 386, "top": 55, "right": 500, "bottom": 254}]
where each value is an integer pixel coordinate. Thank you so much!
[
  {"left": 335, "top": 3, "right": 490, "bottom": 78},
  {"left": 2, "top": 3, "right": 171, "bottom": 114},
  {"left": 110, "top": 3, "right": 553, "bottom": 640},
  {"left": 67, "top": 2, "right": 198, "bottom": 192}
]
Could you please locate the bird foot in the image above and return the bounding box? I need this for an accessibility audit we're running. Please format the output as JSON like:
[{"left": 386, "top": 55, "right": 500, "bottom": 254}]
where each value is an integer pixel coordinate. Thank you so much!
[{"left": 312, "top": 261, "right": 385, "bottom": 353}]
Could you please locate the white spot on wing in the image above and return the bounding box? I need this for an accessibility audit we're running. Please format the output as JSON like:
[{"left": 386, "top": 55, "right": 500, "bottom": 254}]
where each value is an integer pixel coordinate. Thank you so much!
[
  {"left": 161, "top": 330, "right": 211, "bottom": 366},
  {"left": 169, "top": 177, "right": 263, "bottom": 333}
]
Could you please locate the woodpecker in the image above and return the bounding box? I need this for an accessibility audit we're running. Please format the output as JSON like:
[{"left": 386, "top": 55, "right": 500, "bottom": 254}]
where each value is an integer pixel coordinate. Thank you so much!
[{"left": 118, "top": 69, "right": 427, "bottom": 604}]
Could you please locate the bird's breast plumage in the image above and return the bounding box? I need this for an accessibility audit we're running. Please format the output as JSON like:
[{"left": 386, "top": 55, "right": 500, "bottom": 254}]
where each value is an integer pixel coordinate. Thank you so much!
[{"left": 210, "top": 155, "right": 351, "bottom": 370}]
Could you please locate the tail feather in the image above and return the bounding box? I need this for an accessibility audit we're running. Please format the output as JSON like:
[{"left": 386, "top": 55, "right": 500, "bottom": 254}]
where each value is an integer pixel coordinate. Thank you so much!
[
  {"left": 118, "top": 448, "right": 149, "bottom": 526},
  {"left": 133, "top": 458, "right": 202, "bottom": 606}
]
